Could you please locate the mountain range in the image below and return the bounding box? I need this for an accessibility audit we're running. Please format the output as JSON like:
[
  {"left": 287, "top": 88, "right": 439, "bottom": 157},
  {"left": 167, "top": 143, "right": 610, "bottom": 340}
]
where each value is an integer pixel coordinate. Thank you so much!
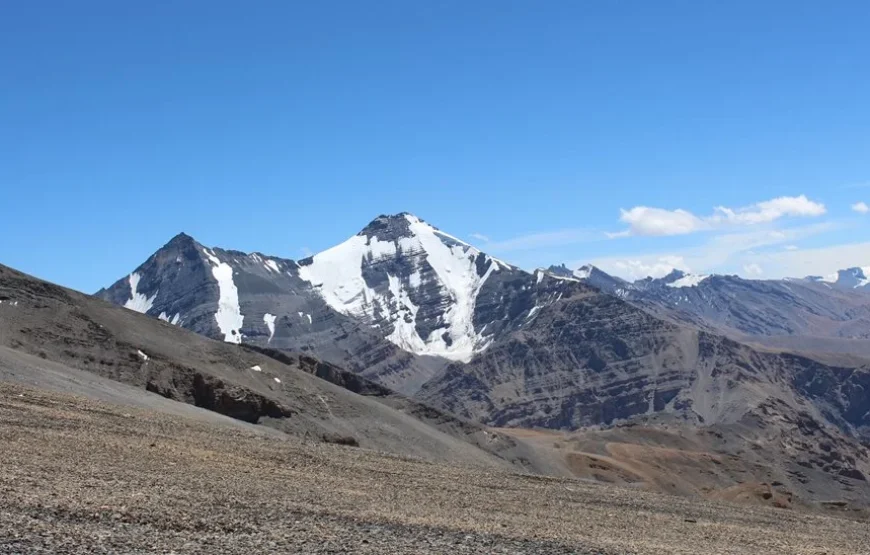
[
  {"left": 89, "top": 212, "right": 870, "bottom": 508},
  {"left": 548, "top": 263, "right": 870, "bottom": 356}
]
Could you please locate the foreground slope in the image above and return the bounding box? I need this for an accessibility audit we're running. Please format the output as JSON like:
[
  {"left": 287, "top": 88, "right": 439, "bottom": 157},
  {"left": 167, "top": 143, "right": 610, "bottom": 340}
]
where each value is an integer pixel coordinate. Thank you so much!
[
  {"left": 3, "top": 383, "right": 868, "bottom": 555},
  {"left": 0, "top": 262, "right": 556, "bottom": 472}
]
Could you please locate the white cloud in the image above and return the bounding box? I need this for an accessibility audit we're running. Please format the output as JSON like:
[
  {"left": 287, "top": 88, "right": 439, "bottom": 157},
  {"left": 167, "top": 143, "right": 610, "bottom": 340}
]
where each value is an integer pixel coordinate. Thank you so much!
[
  {"left": 601, "top": 256, "right": 690, "bottom": 281},
  {"left": 481, "top": 229, "right": 602, "bottom": 252},
  {"left": 784, "top": 245, "right": 799, "bottom": 251},
  {"left": 743, "top": 242, "right": 870, "bottom": 278},
  {"left": 469, "top": 232, "right": 490, "bottom": 242},
  {"left": 852, "top": 201, "right": 869, "bottom": 214},
  {"left": 709, "top": 195, "right": 826, "bottom": 225},
  {"left": 613, "top": 195, "right": 826, "bottom": 237},
  {"left": 586, "top": 223, "right": 834, "bottom": 280},
  {"left": 743, "top": 263, "right": 764, "bottom": 277},
  {"left": 617, "top": 207, "right": 706, "bottom": 236}
]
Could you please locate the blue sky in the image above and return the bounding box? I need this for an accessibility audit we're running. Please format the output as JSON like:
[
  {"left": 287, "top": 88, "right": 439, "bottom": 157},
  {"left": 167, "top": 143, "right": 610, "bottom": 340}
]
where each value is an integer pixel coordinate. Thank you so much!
[{"left": 2, "top": 1, "right": 870, "bottom": 292}]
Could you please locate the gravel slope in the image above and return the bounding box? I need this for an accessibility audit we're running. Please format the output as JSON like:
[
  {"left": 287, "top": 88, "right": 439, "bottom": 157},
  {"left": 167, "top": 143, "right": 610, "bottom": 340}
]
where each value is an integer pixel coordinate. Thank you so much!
[{"left": 2, "top": 383, "right": 868, "bottom": 555}]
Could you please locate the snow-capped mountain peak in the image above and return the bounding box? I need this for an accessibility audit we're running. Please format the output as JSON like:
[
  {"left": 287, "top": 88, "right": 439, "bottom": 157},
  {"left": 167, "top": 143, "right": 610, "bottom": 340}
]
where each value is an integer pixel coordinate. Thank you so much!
[
  {"left": 298, "top": 213, "right": 509, "bottom": 362},
  {"left": 805, "top": 266, "right": 870, "bottom": 290}
]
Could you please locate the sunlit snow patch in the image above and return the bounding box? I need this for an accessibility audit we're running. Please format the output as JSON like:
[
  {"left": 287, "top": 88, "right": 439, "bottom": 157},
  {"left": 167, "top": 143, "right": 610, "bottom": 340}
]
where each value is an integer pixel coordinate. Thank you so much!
[
  {"left": 666, "top": 274, "right": 710, "bottom": 288},
  {"left": 250, "top": 365, "right": 262, "bottom": 372},
  {"left": 264, "top": 259, "right": 280, "bottom": 273},
  {"left": 136, "top": 350, "right": 149, "bottom": 361},
  {"left": 158, "top": 312, "right": 181, "bottom": 325},
  {"left": 573, "top": 265, "right": 593, "bottom": 280},
  {"left": 124, "top": 273, "right": 157, "bottom": 314},
  {"left": 263, "top": 313, "right": 276, "bottom": 342},
  {"left": 202, "top": 249, "right": 244, "bottom": 344}
]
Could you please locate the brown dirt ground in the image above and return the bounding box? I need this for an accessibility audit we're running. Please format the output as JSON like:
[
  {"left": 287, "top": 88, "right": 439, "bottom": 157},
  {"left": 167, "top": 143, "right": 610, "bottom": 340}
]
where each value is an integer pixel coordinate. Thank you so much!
[{"left": 2, "top": 383, "right": 869, "bottom": 555}]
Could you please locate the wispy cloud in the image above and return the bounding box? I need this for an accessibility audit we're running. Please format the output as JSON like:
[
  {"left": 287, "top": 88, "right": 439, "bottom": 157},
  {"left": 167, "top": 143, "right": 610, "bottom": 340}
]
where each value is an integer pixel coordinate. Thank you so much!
[
  {"left": 300, "top": 246, "right": 313, "bottom": 258},
  {"left": 612, "top": 195, "right": 826, "bottom": 237},
  {"left": 469, "top": 232, "right": 490, "bottom": 243},
  {"left": 743, "top": 263, "right": 764, "bottom": 277},
  {"left": 743, "top": 242, "right": 870, "bottom": 278},
  {"left": 481, "top": 229, "right": 603, "bottom": 252},
  {"left": 852, "top": 201, "right": 869, "bottom": 214},
  {"left": 586, "top": 222, "right": 835, "bottom": 280},
  {"left": 608, "top": 256, "right": 690, "bottom": 280}
]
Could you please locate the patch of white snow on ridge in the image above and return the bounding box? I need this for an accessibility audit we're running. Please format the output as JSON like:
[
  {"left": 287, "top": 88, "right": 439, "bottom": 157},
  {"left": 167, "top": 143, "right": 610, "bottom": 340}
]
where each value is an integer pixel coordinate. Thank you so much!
[
  {"left": 136, "top": 350, "right": 149, "bottom": 361},
  {"left": 202, "top": 249, "right": 244, "bottom": 344},
  {"left": 535, "top": 270, "right": 544, "bottom": 284},
  {"left": 400, "top": 215, "right": 498, "bottom": 361},
  {"left": 124, "top": 273, "right": 157, "bottom": 314},
  {"left": 295, "top": 311, "right": 312, "bottom": 324},
  {"left": 573, "top": 266, "right": 592, "bottom": 280},
  {"left": 158, "top": 312, "right": 182, "bottom": 325},
  {"left": 264, "top": 259, "right": 280, "bottom": 273},
  {"left": 667, "top": 274, "right": 710, "bottom": 288},
  {"left": 409, "top": 270, "right": 422, "bottom": 289},
  {"left": 384, "top": 273, "right": 424, "bottom": 352},
  {"left": 297, "top": 234, "right": 396, "bottom": 317},
  {"left": 263, "top": 313, "right": 276, "bottom": 342},
  {"left": 250, "top": 365, "right": 262, "bottom": 372}
]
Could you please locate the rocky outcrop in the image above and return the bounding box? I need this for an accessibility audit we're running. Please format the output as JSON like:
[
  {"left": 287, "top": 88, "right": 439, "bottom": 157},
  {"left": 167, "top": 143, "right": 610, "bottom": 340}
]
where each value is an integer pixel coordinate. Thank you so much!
[{"left": 145, "top": 366, "right": 293, "bottom": 423}]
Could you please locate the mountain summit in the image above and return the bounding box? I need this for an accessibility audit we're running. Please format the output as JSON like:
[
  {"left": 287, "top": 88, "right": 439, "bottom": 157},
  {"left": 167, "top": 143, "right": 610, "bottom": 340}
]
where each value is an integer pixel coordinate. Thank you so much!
[{"left": 297, "top": 213, "right": 515, "bottom": 361}]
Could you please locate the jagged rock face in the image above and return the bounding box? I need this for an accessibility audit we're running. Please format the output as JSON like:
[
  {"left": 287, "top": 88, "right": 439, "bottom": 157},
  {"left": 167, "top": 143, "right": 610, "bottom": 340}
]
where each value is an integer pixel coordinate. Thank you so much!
[
  {"left": 417, "top": 286, "right": 870, "bottom": 481},
  {"left": 297, "top": 213, "right": 571, "bottom": 362},
  {"left": 96, "top": 233, "right": 220, "bottom": 336},
  {"left": 418, "top": 287, "right": 706, "bottom": 429}
]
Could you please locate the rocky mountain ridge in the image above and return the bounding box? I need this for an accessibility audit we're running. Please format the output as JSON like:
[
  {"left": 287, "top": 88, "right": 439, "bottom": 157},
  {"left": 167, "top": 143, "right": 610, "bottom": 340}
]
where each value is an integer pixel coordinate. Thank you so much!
[
  {"left": 548, "top": 264, "right": 870, "bottom": 345},
  {"left": 97, "top": 215, "right": 581, "bottom": 393}
]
